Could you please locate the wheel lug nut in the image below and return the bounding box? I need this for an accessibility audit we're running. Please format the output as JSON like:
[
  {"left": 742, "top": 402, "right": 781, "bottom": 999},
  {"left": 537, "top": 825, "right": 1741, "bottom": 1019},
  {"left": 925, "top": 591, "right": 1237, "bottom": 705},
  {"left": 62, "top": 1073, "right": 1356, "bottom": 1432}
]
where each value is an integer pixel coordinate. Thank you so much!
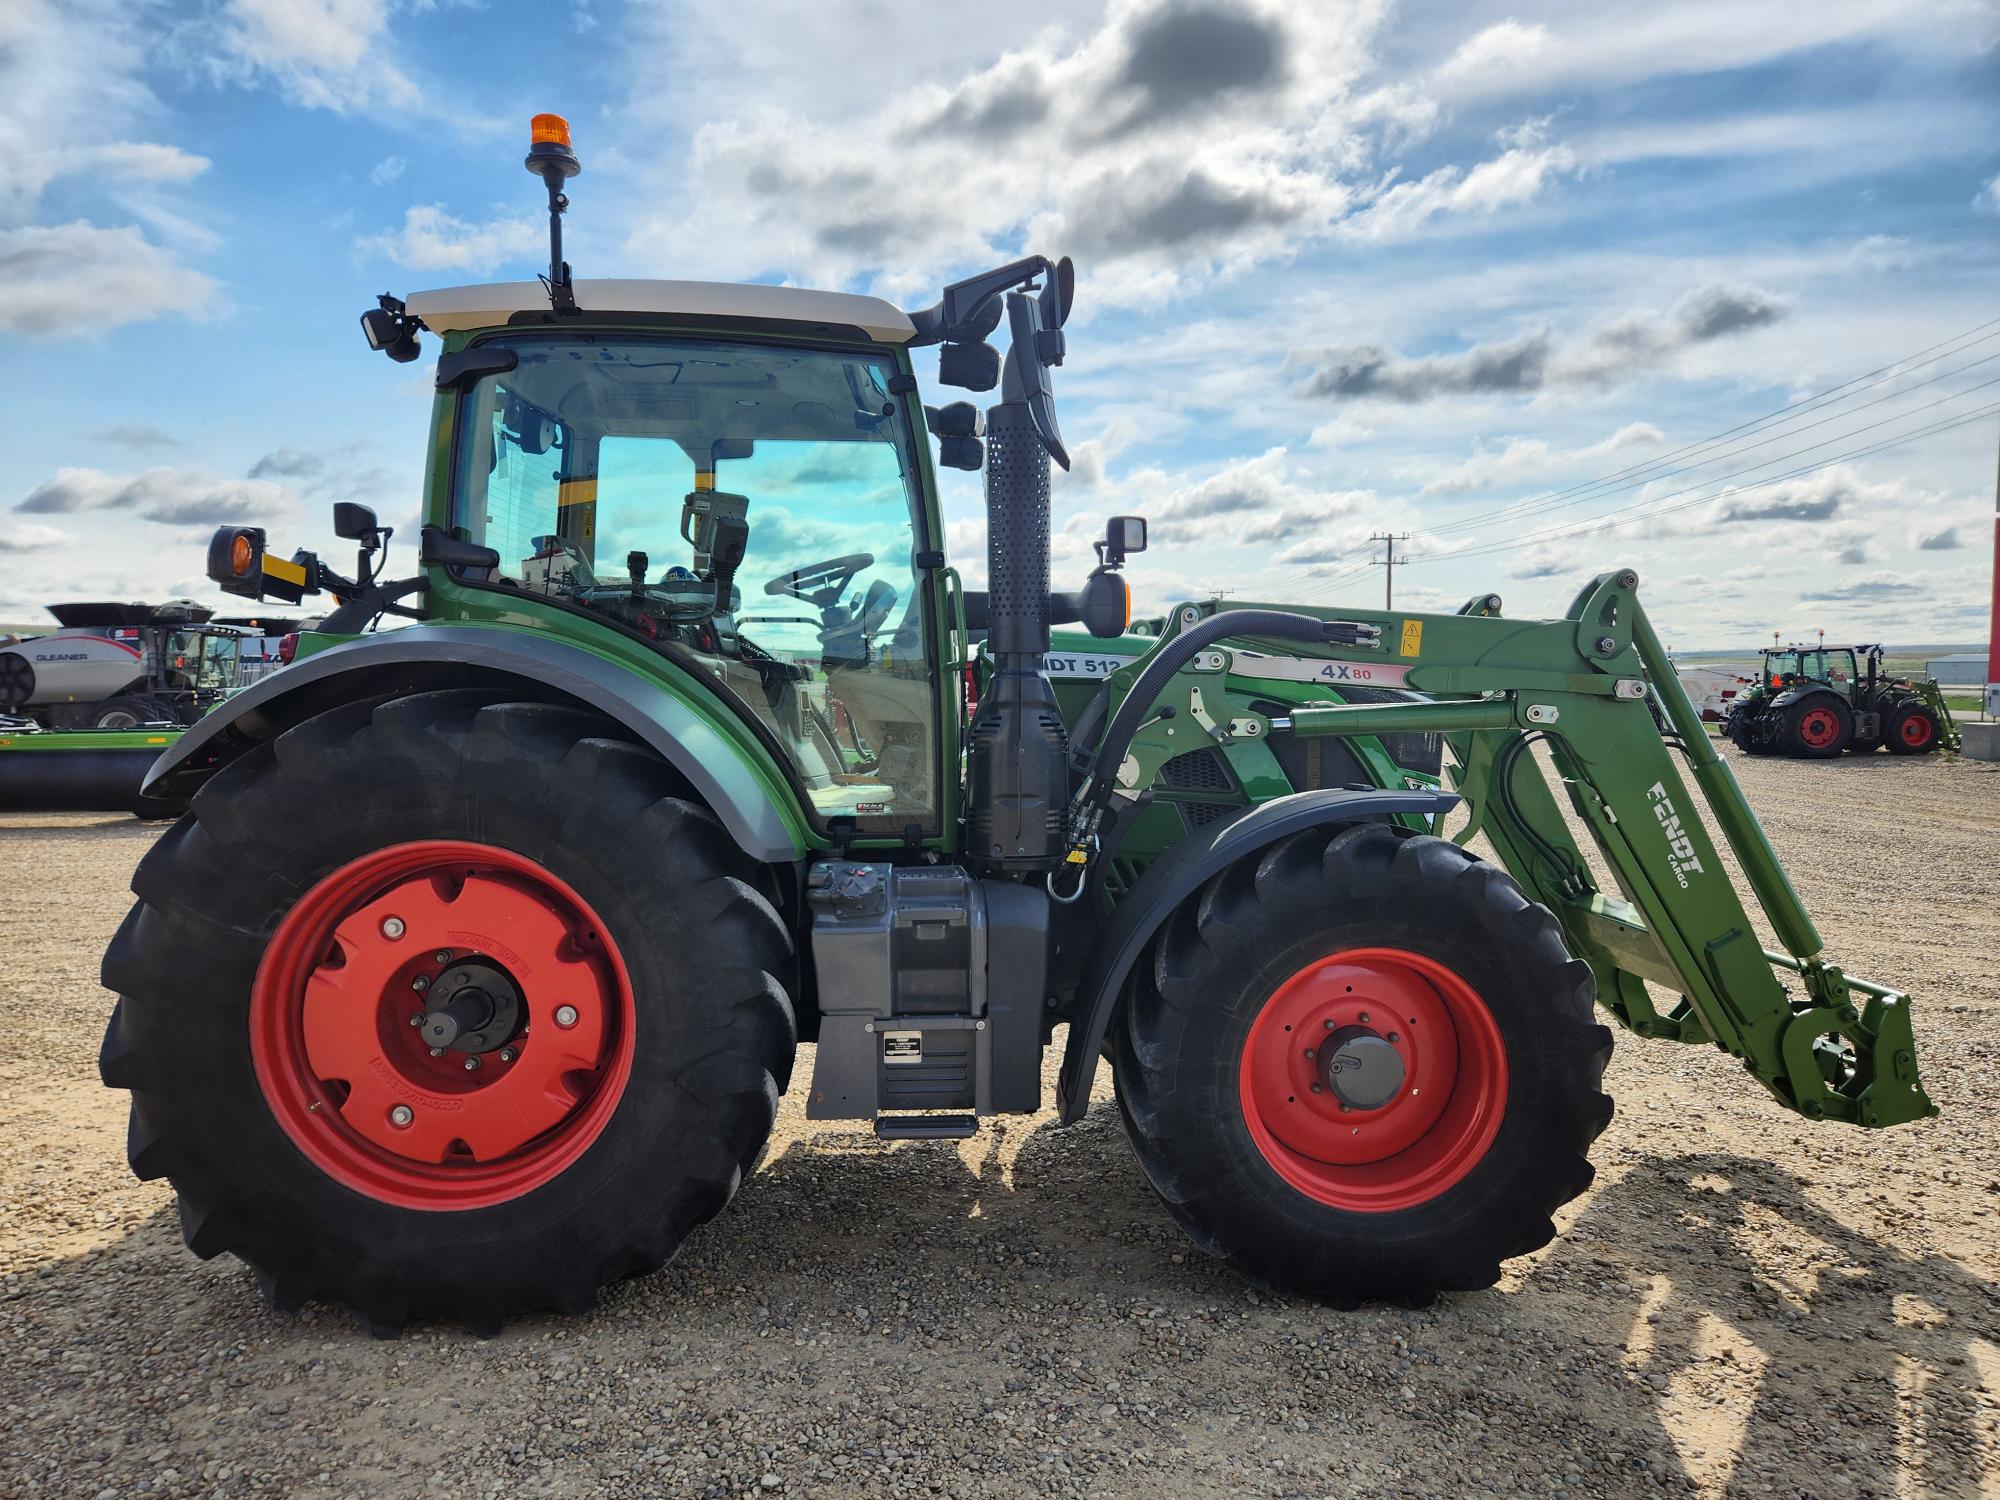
[
  {"left": 463, "top": 1056, "right": 480, "bottom": 1072},
  {"left": 1358, "top": 1012, "right": 1369, "bottom": 1023},
  {"left": 389, "top": 1105, "right": 414, "bottom": 1129},
  {"left": 411, "top": 975, "right": 430, "bottom": 993},
  {"left": 409, "top": 1012, "right": 425, "bottom": 1027},
  {"left": 1324, "top": 1019, "right": 1335, "bottom": 1030},
  {"left": 498, "top": 1047, "right": 516, "bottom": 1063},
  {"left": 429, "top": 1047, "right": 444, "bottom": 1058},
  {"left": 380, "top": 916, "right": 406, "bottom": 940},
  {"left": 1303, "top": 1049, "right": 1316, "bottom": 1060},
  {"left": 1387, "top": 1031, "right": 1399, "bottom": 1043},
  {"left": 1309, "top": 1083, "right": 1323, "bottom": 1094},
  {"left": 434, "top": 950, "right": 452, "bottom": 965},
  {"left": 554, "top": 1005, "right": 579, "bottom": 1029}
]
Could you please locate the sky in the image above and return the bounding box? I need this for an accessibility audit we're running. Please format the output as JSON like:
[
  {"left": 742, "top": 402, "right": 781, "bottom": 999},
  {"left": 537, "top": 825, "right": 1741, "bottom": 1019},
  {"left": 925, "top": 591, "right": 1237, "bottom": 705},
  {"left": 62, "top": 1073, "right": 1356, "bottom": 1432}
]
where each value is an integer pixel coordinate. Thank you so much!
[{"left": 1, "top": 0, "right": 1997, "bottom": 650}]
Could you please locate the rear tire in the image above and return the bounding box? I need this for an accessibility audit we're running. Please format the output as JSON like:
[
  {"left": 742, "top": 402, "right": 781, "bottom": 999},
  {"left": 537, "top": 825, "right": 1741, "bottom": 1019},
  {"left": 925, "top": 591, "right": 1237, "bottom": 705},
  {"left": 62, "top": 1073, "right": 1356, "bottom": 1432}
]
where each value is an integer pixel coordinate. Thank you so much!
[
  {"left": 99, "top": 691, "right": 795, "bottom": 1333},
  {"left": 1780, "top": 696, "right": 1851, "bottom": 759},
  {"left": 1110, "top": 825, "right": 1612, "bottom": 1304},
  {"left": 1886, "top": 701, "right": 1941, "bottom": 755}
]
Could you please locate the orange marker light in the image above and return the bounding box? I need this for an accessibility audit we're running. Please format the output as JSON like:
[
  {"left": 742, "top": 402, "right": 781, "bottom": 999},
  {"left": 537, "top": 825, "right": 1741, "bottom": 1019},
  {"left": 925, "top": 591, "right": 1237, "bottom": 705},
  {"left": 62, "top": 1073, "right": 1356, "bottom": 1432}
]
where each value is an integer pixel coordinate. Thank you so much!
[
  {"left": 531, "top": 114, "right": 572, "bottom": 148},
  {"left": 230, "top": 534, "right": 255, "bottom": 577}
]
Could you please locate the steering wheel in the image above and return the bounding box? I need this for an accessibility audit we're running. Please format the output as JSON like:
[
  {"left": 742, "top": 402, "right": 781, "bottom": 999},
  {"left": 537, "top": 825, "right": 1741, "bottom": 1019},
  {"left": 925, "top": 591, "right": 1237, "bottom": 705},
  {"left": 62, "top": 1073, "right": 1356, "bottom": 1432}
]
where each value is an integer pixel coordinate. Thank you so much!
[{"left": 764, "top": 553, "right": 874, "bottom": 608}]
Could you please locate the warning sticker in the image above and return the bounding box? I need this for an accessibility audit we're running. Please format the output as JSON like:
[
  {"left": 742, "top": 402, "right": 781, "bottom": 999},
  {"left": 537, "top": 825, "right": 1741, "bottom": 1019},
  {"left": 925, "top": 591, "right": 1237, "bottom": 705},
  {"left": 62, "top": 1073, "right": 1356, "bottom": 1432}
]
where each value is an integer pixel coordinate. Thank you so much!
[{"left": 1399, "top": 620, "right": 1423, "bottom": 658}]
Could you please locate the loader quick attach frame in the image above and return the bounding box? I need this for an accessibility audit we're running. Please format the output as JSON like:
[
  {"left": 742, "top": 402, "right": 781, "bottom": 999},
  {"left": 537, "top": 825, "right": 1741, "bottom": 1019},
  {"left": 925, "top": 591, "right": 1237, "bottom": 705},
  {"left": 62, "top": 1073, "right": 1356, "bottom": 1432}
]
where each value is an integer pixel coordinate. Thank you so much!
[{"left": 1109, "top": 570, "right": 1935, "bottom": 1129}]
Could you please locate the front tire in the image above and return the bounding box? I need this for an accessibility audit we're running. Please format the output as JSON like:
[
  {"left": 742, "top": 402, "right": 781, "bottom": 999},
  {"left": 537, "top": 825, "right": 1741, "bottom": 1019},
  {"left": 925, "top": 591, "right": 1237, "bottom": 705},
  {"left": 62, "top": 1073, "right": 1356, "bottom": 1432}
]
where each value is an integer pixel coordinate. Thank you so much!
[
  {"left": 99, "top": 691, "right": 795, "bottom": 1333},
  {"left": 1886, "top": 701, "right": 1941, "bottom": 755},
  {"left": 1111, "top": 825, "right": 1611, "bottom": 1304}
]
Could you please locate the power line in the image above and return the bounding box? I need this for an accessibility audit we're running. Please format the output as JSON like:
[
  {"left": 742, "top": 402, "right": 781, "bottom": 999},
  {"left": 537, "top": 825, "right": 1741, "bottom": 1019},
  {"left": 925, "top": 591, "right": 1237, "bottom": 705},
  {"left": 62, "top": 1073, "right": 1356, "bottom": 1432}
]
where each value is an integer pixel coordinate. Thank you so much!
[
  {"left": 1400, "top": 398, "right": 2000, "bottom": 569},
  {"left": 1254, "top": 310, "right": 2000, "bottom": 601}
]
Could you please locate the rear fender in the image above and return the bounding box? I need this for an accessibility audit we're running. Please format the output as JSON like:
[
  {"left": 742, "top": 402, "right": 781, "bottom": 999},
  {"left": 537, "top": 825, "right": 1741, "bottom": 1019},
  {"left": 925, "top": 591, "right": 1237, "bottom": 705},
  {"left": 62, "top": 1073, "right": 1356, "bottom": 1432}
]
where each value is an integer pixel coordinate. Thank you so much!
[
  {"left": 143, "top": 624, "right": 805, "bottom": 863},
  {"left": 1055, "top": 786, "right": 1459, "bottom": 1123}
]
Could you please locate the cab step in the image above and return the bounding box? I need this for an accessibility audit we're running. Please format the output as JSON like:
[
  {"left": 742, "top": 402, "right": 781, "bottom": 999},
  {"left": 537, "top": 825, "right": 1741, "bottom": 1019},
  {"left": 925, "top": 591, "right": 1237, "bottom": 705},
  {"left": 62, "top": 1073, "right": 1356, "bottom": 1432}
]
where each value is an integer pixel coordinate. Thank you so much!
[{"left": 874, "top": 1114, "right": 977, "bottom": 1140}]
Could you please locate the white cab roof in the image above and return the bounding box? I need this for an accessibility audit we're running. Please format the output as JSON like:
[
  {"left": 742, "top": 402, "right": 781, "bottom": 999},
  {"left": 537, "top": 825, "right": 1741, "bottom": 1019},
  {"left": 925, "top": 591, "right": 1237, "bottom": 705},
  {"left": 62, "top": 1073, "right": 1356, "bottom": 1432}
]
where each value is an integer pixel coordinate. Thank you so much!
[{"left": 405, "top": 280, "right": 916, "bottom": 344}]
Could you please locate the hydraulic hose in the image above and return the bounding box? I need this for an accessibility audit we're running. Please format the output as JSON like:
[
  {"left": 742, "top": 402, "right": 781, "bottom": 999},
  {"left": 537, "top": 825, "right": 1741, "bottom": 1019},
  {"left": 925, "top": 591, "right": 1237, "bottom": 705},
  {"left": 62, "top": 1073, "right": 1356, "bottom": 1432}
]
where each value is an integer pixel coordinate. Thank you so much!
[{"left": 1073, "top": 608, "right": 1353, "bottom": 820}]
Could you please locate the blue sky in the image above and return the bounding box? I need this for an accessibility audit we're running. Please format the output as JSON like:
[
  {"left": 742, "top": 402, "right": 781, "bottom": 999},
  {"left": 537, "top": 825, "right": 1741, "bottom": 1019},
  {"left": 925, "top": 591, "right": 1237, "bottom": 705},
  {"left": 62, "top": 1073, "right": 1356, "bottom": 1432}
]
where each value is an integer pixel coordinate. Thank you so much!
[{"left": 1, "top": 0, "right": 1996, "bottom": 649}]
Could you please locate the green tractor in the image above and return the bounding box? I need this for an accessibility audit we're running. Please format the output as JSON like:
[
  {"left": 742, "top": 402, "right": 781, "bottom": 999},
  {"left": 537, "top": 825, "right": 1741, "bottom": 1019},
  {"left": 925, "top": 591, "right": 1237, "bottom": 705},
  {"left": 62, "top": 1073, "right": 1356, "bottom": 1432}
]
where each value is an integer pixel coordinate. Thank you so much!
[
  {"left": 1724, "top": 643, "right": 1958, "bottom": 758},
  {"left": 99, "top": 119, "right": 1934, "bottom": 1333}
]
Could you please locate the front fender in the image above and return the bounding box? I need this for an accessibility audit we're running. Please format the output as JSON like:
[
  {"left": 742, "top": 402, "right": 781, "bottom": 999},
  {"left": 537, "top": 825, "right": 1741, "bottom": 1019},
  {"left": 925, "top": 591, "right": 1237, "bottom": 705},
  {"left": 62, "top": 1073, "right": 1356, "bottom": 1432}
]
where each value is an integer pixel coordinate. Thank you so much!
[
  {"left": 1055, "top": 786, "right": 1459, "bottom": 1124},
  {"left": 145, "top": 624, "right": 805, "bottom": 863}
]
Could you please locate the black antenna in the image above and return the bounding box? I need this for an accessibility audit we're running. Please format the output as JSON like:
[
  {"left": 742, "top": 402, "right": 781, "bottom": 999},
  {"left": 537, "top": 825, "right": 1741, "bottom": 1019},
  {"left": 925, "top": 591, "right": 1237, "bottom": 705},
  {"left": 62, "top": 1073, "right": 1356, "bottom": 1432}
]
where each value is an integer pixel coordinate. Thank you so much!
[{"left": 524, "top": 114, "right": 582, "bottom": 315}]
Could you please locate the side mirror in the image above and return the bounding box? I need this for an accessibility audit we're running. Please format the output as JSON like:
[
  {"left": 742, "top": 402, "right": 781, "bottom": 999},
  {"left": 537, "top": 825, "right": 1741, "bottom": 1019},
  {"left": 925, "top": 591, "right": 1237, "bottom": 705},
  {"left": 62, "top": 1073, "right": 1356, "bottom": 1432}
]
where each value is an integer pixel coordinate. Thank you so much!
[
  {"left": 938, "top": 340, "right": 1000, "bottom": 392},
  {"left": 332, "top": 502, "right": 380, "bottom": 543},
  {"left": 1100, "top": 515, "right": 1146, "bottom": 565}
]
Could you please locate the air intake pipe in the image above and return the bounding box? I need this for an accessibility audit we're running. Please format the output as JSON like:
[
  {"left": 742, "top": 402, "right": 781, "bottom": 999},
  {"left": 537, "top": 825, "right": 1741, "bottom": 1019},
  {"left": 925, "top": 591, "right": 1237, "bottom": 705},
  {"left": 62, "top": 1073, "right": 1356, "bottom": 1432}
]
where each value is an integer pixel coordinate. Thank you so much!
[{"left": 965, "top": 400, "right": 1069, "bottom": 873}]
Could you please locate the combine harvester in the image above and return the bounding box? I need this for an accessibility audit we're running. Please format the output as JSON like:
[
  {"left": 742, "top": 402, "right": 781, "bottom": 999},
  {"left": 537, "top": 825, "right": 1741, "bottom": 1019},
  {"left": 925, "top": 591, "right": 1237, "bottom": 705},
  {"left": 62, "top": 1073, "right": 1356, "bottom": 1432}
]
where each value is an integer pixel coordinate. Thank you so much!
[
  {"left": 98, "top": 118, "right": 1935, "bottom": 1333},
  {"left": 0, "top": 601, "right": 246, "bottom": 814}
]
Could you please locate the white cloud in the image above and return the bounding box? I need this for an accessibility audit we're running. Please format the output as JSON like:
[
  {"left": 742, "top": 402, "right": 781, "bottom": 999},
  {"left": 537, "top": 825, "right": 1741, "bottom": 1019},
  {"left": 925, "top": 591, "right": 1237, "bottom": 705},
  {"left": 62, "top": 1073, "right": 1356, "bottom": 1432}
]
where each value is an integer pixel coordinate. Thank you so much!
[
  {"left": 1428, "top": 2, "right": 1974, "bottom": 101},
  {"left": 1977, "top": 174, "right": 2000, "bottom": 215},
  {"left": 0, "top": 222, "right": 214, "bottom": 337},
  {"left": 219, "top": 0, "right": 420, "bottom": 114},
  {"left": 1418, "top": 422, "right": 1664, "bottom": 496},
  {"left": 1434, "top": 20, "right": 1554, "bottom": 85},
  {"left": 1341, "top": 140, "right": 1578, "bottom": 243},
  {"left": 0, "top": 520, "right": 75, "bottom": 553},
  {"left": 620, "top": 0, "right": 1568, "bottom": 306},
  {"left": 370, "top": 154, "right": 408, "bottom": 187},
  {"left": 15, "top": 467, "right": 295, "bottom": 527},
  {"left": 356, "top": 204, "right": 541, "bottom": 273}
]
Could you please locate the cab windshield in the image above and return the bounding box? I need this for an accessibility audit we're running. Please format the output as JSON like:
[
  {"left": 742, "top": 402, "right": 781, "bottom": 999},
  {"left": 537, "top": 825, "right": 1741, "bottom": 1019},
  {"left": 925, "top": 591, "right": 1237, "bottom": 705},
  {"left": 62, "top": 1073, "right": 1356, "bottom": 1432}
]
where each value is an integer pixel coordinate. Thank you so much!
[{"left": 450, "top": 334, "right": 939, "bottom": 835}]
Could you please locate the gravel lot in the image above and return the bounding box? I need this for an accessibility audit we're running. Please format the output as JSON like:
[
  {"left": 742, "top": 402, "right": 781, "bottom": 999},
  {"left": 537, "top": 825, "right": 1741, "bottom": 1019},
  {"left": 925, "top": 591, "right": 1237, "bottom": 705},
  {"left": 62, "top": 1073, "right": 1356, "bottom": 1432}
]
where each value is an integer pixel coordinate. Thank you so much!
[{"left": 2, "top": 749, "right": 1996, "bottom": 1499}]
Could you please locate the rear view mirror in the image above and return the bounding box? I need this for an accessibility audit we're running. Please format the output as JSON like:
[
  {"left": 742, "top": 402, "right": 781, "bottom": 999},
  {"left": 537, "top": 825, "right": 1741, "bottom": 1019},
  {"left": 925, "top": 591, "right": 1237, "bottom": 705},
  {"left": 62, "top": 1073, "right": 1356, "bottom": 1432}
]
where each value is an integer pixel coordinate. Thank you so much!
[
  {"left": 1107, "top": 516, "right": 1146, "bottom": 558},
  {"left": 938, "top": 341, "right": 1001, "bottom": 392},
  {"left": 332, "top": 502, "right": 380, "bottom": 543}
]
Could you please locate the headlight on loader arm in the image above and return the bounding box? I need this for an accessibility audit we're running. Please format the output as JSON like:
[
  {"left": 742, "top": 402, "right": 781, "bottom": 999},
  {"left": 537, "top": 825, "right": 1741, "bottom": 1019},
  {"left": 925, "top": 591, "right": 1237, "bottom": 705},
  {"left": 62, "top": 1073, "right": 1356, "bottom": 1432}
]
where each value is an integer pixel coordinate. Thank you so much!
[{"left": 207, "top": 525, "right": 320, "bottom": 604}]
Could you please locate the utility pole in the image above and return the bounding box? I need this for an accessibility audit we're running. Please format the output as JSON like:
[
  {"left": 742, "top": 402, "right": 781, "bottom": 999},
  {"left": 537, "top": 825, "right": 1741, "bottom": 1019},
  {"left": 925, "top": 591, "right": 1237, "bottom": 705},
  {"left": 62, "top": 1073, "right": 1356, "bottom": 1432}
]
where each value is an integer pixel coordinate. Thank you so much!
[
  {"left": 1370, "top": 532, "right": 1410, "bottom": 609},
  {"left": 1988, "top": 420, "right": 2000, "bottom": 720}
]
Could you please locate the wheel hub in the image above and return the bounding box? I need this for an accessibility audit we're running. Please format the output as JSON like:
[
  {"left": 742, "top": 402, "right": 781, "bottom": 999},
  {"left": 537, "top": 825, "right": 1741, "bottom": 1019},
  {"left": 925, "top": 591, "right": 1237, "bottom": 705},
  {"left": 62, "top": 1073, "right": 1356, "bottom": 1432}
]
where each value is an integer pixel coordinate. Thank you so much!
[
  {"left": 418, "top": 959, "right": 522, "bottom": 1053},
  {"left": 1321, "top": 1028, "right": 1406, "bottom": 1110}
]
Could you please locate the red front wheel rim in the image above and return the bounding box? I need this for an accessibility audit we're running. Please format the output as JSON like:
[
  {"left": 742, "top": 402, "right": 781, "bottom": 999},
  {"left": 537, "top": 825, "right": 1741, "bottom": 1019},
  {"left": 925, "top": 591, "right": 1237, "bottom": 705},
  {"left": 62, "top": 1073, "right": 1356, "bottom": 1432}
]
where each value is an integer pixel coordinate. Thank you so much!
[
  {"left": 1238, "top": 948, "right": 1508, "bottom": 1213},
  {"left": 249, "top": 841, "right": 635, "bottom": 1211},
  {"left": 1899, "top": 715, "right": 1933, "bottom": 747}
]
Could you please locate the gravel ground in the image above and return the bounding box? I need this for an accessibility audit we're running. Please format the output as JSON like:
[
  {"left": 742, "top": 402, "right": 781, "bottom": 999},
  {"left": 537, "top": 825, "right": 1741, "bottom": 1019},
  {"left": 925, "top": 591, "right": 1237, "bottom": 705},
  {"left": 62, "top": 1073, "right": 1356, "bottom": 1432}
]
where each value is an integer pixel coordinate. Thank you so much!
[{"left": 2, "top": 749, "right": 1996, "bottom": 1499}]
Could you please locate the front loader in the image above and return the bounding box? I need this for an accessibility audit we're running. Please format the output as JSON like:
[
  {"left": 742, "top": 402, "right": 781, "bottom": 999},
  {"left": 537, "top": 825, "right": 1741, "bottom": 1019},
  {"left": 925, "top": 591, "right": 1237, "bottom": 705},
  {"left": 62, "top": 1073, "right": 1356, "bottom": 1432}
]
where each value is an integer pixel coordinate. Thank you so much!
[{"left": 98, "top": 118, "right": 1935, "bottom": 1333}]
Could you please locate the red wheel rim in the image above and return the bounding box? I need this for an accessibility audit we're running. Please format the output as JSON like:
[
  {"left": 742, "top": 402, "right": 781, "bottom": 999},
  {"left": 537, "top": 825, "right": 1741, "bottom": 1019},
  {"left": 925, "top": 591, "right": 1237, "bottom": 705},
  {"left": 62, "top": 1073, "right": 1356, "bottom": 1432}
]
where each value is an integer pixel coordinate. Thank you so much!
[
  {"left": 1237, "top": 948, "right": 1507, "bottom": 1213},
  {"left": 1798, "top": 709, "right": 1840, "bottom": 748},
  {"left": 249, "top": 841, "right": 634, "bottom": 1211},
  {"left": 1898, "top": 714, "right": 1933, "bottom": 748}
]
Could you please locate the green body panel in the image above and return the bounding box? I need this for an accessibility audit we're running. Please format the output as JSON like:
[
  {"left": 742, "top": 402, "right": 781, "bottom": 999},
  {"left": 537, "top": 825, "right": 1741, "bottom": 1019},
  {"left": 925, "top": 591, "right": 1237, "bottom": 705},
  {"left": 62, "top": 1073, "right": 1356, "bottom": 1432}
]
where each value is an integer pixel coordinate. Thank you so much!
[{"left": 0, "top": 727, "right": 182, "bottom": 752}]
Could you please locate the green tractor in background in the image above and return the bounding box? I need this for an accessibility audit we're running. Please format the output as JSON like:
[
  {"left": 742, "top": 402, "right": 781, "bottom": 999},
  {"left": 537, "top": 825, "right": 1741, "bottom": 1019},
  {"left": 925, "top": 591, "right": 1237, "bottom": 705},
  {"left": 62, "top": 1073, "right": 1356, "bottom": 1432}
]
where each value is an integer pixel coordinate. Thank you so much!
[
  {"left": 98, "top": 118, "right": 1935, "bottom": 1334},
  {"left": 1724, "top": 643, "right": 1958, "bottom": 759}
]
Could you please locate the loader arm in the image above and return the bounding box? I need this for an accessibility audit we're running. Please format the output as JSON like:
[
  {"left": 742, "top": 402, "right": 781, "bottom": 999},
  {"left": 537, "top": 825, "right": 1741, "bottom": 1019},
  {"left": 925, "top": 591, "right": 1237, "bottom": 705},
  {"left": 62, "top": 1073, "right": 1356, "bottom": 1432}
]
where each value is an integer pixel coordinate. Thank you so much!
[{"left": 1112, "top": 573, "right": 1933, "bottom": 1129}]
